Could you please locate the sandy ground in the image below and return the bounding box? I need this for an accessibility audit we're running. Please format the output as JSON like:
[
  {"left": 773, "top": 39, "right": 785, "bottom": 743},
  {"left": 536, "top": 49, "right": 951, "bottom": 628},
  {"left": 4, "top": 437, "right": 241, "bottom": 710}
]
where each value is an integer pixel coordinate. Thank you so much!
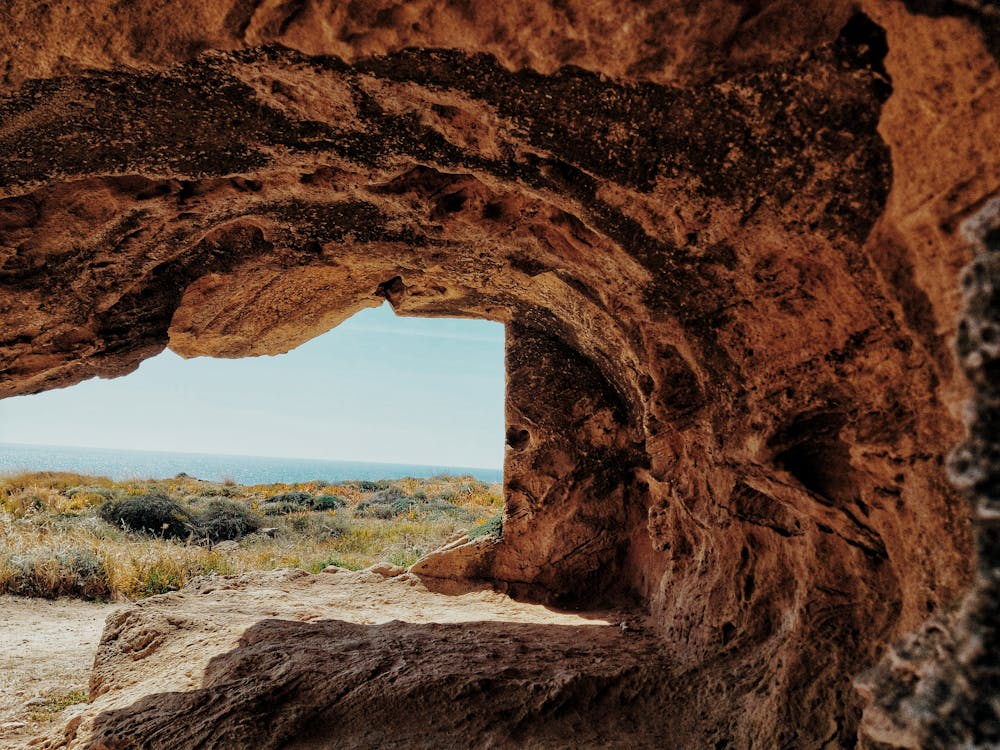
[{"left": 0, "top": 596, "right": 119, "bottom": 749}]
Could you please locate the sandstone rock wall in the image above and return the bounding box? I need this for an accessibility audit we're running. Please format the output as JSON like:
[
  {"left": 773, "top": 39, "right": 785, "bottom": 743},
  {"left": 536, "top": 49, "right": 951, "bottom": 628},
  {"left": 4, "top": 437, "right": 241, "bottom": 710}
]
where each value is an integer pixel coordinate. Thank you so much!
[{"left": 1, "top": 1, "right": 997, "bottom": 745}]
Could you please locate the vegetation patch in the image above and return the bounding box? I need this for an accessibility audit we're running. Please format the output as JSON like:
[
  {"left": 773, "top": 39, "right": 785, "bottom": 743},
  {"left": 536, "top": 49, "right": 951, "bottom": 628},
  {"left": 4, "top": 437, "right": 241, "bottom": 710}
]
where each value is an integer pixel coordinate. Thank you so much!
[
  {"left": 0, "top": 472, "right": 503, "bottom": 601},
  {"left": 98, "top": 493, "right": 193, "bottom": 538},
  {"left": 468, "top": 512, "right": 504, "bottom": 540},
  {"left": 1, "top": 546, "right": 111, "bottom": 600},
  {"left": 27, "top": 689, "right": 90, "bottom": 722},
  {"left": 195, "top": 498, "right": 261, "bottom": 542}
]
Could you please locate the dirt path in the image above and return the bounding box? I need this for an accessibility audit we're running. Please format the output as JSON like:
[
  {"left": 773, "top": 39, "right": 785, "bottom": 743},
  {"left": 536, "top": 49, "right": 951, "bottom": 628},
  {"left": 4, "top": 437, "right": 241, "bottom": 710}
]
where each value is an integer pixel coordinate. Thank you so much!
[{"left": 0, "top": 596, "right": 119, "bottom": 749}]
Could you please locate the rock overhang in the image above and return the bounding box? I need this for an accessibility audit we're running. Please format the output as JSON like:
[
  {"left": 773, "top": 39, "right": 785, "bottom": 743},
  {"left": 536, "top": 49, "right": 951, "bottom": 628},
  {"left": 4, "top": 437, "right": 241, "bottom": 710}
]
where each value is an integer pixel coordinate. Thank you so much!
[{"left": 1, "top": 1, "right": 998, "bottom": 746}]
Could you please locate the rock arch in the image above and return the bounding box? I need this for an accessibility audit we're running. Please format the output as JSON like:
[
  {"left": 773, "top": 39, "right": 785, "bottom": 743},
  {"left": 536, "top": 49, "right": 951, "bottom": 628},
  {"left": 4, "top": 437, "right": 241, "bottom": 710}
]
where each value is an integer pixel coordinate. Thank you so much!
[{"left": 1, "top": 1, "right": 998, "bottom": 746}]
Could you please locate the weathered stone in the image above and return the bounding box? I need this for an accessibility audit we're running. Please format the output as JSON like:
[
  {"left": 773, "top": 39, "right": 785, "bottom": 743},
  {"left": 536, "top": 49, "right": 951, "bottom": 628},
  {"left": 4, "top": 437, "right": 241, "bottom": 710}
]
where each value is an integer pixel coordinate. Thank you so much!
[
  {"left": 857, "top": 199, "right": 1000, "bottom": 749},
  {"left": 1, "top": 1, "right": 998, "bottom": 747}
]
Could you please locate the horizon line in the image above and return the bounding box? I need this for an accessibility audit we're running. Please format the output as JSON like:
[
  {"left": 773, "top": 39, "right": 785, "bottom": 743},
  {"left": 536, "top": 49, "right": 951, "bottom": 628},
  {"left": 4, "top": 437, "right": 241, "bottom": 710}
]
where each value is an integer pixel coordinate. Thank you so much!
[{"left": 0, "top": 440, "right": 503, "bottom": 474}]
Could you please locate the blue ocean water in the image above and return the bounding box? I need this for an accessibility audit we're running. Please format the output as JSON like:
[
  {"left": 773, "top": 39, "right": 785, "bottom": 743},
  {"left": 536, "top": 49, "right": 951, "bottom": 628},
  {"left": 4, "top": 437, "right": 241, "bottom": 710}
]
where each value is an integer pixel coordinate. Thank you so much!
[{"left": 0, "top": 442, "right": 502, "bottom": 485}]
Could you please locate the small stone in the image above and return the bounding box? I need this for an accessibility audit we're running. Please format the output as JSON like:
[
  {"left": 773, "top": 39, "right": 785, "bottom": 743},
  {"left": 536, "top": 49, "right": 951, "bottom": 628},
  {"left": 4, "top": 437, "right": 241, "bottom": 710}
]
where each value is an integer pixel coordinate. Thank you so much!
[
  {"left": 24, "top": 696, "right": 48, "bottom": 706},
  {"left": 213, "top": 540, "right": 240, "bottom": 552},
  {"left": 368, "top": 563, "right": 406, "bottom": 578},
  {"left": 1, "top": 721, "right": 27, "bottom": 731},
  {"left": 321, "top": 565, "right": 349, "bottom": 574}
]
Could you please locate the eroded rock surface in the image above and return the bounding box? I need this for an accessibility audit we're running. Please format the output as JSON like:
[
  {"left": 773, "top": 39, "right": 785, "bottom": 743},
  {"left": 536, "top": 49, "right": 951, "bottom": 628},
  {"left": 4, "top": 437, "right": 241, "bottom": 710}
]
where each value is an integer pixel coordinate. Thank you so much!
[
  {"left": 856, "top": 200, "right": 1000, "bottom": 748},
  {"left": 35, "top": 570, "right": 673, "bottom": 749},
  {"left": 1, "top": 1, "right": 998, "bottom": 746}
]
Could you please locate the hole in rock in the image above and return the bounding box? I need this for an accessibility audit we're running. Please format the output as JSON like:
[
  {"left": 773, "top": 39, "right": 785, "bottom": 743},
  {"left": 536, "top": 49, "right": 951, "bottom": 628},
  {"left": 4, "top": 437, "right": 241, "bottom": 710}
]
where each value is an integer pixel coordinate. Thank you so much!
[
  {"left": 721, "top": 622, "right": 736, "bottom": 645},
  {"left": 0, "top": 304, "right": 505, "bottom": 484},
  {"left": 0, "top": 304, "right": 511, "bottom": 621},
  {"left": 769, "top": 411, "right": 856, "bottom": 507}
]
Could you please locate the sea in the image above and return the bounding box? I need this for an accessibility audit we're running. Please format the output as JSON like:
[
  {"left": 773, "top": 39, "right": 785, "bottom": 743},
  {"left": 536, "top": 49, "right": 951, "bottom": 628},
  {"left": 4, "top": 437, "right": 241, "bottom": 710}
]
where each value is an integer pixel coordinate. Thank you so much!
[{"left": 0, "top": 442, "right": 502, "bottom": 485}]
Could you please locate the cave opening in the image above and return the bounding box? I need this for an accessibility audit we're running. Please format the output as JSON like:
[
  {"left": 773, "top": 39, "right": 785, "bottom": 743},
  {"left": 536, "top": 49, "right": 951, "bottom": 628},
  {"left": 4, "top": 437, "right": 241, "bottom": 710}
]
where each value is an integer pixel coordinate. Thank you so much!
[
  {"left": 0, "top": 0, "right": 995, "bottom": 742},
  {"left": 0, "top": 303, "right": 506, "bottom": 484}
]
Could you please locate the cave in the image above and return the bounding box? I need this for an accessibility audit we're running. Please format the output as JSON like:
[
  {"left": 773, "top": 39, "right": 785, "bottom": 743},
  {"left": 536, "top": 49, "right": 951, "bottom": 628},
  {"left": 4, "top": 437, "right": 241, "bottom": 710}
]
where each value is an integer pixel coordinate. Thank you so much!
[{"left": 1, "top": 1, "right": 998, "bottom": 747}]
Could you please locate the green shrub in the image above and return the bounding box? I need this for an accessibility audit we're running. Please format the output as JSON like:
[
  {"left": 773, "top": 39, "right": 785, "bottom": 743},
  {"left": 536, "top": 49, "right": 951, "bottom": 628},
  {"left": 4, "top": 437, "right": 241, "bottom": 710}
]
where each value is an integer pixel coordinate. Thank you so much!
[
  {"left": 98, "top": 493, "right": 193, "bottom": 538},
  {"left": 313, "top": 494, "right": 346, "bottom": 510},
  {"left": 261, "top": 500, "right": 300, "bottom": 516},
  {"left": 356, "top": 487, "right": 409, "bottom": 518},
  {"left": 195, "top": 499, "right": 261, "bottom": 542},
  {"left": 2, "top": 547, "right": 110, "bottom": 599},
  {"left": 468, "top": 512, "right": 503, "bottom": 540},
  {"left": 373, "top": 487, "right": 406, "bottom": 503},
  {"left": 355, "top": 500, "right": 395, "bottom": 519},
  {"left": 261, "top": 493, "right": 344, "bottom": 515},
  {"left": 390, "top": 497, "right": 417, "bottom": 515},
  {"left": 285, "top": 513, "right": 351, "bottom": 538},
  {"left": 264, "top": 491, "right": 314, "bottom": 507}
]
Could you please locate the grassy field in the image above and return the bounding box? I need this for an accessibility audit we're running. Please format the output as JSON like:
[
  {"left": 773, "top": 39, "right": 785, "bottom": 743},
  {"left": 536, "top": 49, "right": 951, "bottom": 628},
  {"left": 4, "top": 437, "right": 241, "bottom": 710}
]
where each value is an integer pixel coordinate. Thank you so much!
[{"left": 0, "top": 471, "right": 503, "bottom": 601}]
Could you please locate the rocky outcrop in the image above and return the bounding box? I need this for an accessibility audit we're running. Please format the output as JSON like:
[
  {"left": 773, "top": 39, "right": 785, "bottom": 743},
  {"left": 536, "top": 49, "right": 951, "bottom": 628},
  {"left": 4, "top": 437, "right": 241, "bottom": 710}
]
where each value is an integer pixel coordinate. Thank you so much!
[
  {"left": 2, "top": 1, "right": 998, "bottom": 746},
  {"left": 36, "top": 570, "right": 675, "bottom": 749}
]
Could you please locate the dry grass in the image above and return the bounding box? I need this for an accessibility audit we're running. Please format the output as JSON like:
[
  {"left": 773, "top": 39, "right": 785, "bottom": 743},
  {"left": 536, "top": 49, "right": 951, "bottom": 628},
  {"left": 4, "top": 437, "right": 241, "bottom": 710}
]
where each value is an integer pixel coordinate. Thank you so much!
[
  {"left": 0, "top": 472, "right": 502, "bottom": 600},
  {"left": 27, "top": 689, "right": 89, "bottom": 722}
]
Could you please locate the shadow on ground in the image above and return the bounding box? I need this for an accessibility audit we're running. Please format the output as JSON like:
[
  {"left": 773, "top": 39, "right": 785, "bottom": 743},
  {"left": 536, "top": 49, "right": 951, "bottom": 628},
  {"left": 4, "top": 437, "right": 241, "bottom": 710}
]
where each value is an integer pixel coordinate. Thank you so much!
[{"left": 86, "top": 617, "right": 677, "bottom": 749}]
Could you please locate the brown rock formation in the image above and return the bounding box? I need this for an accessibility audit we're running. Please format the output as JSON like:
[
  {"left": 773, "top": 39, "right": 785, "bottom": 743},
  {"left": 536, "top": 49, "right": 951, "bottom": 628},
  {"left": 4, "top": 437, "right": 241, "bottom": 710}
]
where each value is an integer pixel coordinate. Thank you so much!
[
  {"left": 35, "top": 570, "right": 673, "bottom": 749},
  {"left": 856, "top": 199, "right": 1000, "bottom": 748},
  {"left": 1, "top": 1, "right": 998, "bottom": 746}
]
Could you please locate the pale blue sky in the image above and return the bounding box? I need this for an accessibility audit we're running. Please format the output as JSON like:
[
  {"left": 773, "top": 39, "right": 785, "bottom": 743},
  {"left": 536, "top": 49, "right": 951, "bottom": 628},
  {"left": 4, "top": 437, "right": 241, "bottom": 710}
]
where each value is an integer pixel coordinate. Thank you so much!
[{"left": 0, "top": 305, "right": 506, "bottom": 469}]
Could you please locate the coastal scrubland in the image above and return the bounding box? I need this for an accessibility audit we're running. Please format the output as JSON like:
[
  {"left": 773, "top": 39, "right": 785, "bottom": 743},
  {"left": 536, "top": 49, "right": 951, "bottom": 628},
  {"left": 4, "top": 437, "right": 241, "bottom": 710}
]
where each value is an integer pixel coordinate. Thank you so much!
[{"left": 0, "top": 471, "right": 503, "bottom": 600}]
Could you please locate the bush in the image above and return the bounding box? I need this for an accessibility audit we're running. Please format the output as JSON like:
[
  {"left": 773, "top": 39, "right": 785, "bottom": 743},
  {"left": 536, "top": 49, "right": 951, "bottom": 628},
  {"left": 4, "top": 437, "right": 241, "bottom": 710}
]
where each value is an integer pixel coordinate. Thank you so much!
[
  {"left": 373, "top": 487, "right": 407, "bottom": 503},
  {"left": 264, "top": 491, "right": 314, "bottom": 507},
  {"left": 285, "top": 513, "right": 351, "bottom": 538},
  {"left": 313, "top": 494, "right": 346, "bottom": 510},
  {"left": 261, "top": 500, "right": 301, "bottom": 516},
  {"left": 468, "top": 512, "right": 503, "bottom": 540},
  {"left": 195, "top": 499, "right": 261, "bottom": 542},
  {"left": 65, "top": 485, "right": 117, "bottom": 501},
  {"left": 356, "top": 487, "right": 410, "bottom": 518},
  {"left": 261, "top": 492, "right": 344, "bottom": 514},
  {"left": 199, "top": 484, "right": 241, "bottom": 498},
  {"left": 355, "top": 500, "right": 395, "bottom": 519},
  {"left": 98, "top": 493, "right": 193, "bottom": 538},
  {"left": 390, "top": 497, "right": 417, "bottom": 515},
  {"left": 2, "top": 547, "right": 110, "bottom": 599}
]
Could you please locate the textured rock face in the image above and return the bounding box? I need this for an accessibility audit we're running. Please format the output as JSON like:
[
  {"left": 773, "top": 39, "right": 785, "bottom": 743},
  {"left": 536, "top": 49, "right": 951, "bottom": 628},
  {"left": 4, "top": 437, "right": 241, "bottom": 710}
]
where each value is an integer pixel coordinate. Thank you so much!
[
  {"left": 1, "top": 1, "right": 998, "bottom": 746},
  {"left": 34, "top": 570, "right": 674, "bottom": 749},
  {"left": 856, "top": 200, "right": 1000, "bottom": 748}
]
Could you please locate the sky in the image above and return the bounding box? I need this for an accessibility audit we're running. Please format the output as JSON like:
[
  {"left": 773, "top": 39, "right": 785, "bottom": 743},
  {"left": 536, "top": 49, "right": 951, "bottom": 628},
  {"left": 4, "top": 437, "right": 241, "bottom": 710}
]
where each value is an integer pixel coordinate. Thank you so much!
[{"left": 0, "top": 304, "right": 506, "bottom": 470}]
